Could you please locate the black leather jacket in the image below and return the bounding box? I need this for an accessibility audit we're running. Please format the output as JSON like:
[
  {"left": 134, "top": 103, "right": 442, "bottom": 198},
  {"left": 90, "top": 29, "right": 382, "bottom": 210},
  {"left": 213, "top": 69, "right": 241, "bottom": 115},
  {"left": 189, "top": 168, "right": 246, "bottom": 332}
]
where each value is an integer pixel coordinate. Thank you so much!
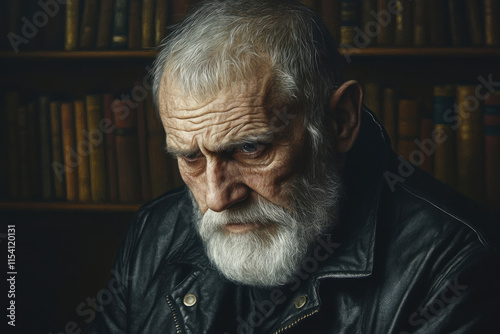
[{"left": 91, "top": 107, "right": 500, "bottom": 334}]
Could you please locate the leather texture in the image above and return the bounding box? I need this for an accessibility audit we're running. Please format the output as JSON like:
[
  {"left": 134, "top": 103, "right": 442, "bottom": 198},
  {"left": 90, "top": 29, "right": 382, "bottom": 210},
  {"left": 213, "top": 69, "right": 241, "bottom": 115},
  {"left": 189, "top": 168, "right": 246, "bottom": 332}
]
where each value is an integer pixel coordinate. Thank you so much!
[{"left": 90, "top": 107, "right": 500, "bottom": 334}]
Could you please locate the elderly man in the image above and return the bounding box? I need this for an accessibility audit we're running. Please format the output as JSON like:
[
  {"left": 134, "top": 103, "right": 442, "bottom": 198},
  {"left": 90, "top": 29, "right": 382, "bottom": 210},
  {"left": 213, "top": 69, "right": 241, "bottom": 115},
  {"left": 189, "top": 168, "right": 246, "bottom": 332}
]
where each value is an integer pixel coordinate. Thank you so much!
[{"left": 92, "top": 1, "right": 499, "bottom": 333}]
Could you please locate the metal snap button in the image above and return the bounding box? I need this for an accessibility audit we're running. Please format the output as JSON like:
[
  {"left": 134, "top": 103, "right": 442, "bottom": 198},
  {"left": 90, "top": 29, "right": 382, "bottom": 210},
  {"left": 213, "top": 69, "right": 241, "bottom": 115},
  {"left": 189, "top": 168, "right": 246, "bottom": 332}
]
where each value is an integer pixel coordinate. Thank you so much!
[
  {"left": 295, "top": 295, "right": 307, "bottom": 309},
  {"left": 183, "top": 294, "right": 197, "bottom": 307}
]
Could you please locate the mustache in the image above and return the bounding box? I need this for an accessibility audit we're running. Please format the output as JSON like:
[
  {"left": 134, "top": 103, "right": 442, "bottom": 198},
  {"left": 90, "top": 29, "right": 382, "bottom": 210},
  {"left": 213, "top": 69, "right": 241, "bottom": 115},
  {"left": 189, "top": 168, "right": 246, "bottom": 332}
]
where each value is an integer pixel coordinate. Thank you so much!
[{"left": 200, "top": 197, "right": 295, "bottom": 229}]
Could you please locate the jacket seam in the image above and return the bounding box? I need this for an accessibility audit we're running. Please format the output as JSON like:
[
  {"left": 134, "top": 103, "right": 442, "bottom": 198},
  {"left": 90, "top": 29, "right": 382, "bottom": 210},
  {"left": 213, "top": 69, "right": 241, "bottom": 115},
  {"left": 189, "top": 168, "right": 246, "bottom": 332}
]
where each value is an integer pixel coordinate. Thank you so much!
[{"left": 398, "top": 184, "right": 491, "bottom": 249}]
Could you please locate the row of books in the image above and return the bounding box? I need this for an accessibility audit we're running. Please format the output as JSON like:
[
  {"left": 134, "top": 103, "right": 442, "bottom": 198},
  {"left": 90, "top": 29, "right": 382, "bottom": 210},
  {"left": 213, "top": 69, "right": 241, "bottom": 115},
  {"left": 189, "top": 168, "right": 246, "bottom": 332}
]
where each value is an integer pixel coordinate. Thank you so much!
[
  {"left": 306, "top": 0, "right": 500, "bottom": 47},
  {"left": 2, "top": 0, "right": 193, "bottom": 52},
  {"left": 1, "top": 91, "right": 184, "bottom": 204},
  {"left": 363, "top": 83, "right": 500, "bottom": 209}
]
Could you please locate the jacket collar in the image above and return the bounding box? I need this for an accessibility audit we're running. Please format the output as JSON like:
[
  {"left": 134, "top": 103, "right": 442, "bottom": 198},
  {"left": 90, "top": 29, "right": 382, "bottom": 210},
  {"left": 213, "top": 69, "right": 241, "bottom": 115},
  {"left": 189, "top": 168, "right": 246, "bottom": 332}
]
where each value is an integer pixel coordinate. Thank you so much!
[{"left": 313, "top": 106, "right": 390, "bottom": 278}]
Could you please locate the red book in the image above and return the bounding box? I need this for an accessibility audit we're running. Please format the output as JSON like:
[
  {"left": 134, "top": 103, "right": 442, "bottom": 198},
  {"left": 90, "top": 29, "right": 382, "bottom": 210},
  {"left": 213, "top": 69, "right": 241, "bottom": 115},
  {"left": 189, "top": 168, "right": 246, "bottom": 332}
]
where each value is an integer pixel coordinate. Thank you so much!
[
  {"left": 113, "top": 99, "right": 141, "bottom": 203},
  {"left": 485, "top": 93, "right": 500, "bottom": 210},
  {"left": 104, "top": 94, "right": 118, "bottom": 202}
]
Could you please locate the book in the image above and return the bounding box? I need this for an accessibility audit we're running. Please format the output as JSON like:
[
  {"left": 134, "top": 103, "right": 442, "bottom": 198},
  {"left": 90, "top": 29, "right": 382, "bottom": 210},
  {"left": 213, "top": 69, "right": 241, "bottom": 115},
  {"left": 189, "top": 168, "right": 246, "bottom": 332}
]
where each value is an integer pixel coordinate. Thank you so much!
[
  {"left": 427, "top": 0, "right": 447, "bottom": 46},
  {"left": 465, "top": 0, "right": 483, "bottom": 46},
  {"left": 413, "top": 0, "right": 427, "bottom": 46},
  {"left": 394, "top": 0, "right": 412, "bottom": 46},
  {"left": 61, "top": 102, "right": 78, "bottom": 201},
  {"left": 320, "top": 0, "right": 340, "bottom": 42},
  {"left": 360, "top": 0, "right": 377, "bottom": 46},
  {"left": 137, "top": 99, "right": 152, "bottom": 201},
  {"left": 79, "top": 0, "right": 99, "bottom": 49},
  {"left": 419, "top": 108, "right": 433, "bottom": 174},
  {"left": 103, "top": 94, "right": 118, "bottom": 202},
  {"left": 364, "top": 82, "right": 382, "bottom": 122},
  {"left": 43, "top": 0, "right": 65, "bottom": 49},
  {"left": 111, "top": 0, "right": 130, "bottom": 48},
  {"left": 455, "top": 85, "right": 483, "bottom": 203},
  {"left": 86, "top": 94, "right": 108, "bottom": 202},
  {"left": 74, "top": 100, "right": 91, "bottom": 202},
  {"left": 484, "top": 92, "right": 500, "bottom": 209},
  {"left": 96, "top": 0, "right": 114, "bottom": 49},
  {"left": 65, "top": 0, "right": 80, "bottom": 51},
  {"left": 155, "top": 0, "right": 169, "bottom": 46},
  {"left": 382, "top": 87, "right": 397, "bottom": 149},
  {"left": 397, "top": 99, "right": 419, "bottom": 161},
  {"left": 377, "top": 0, "right": 395, "bottom": 46},
  {"left": 484, "top": 0, "right": 500, "bottom": 46},
  {"left": 128, "top": 0, "right": 142, "bottom": 49},
  {"left": 146, "top": 96, "right": 171, "bottom": 198},
  {"left": 432, "top": 85, "right": 456, "bottom": 187},
  {"left": 340, "top": 0, "right": 359, "bottom": 45},
  {"left": 6, "top": 92, "right": 21, "bottom": 199},
  {"left": 142, "top": 0, "right": 155, "bottom": 48},
  {"left": 50, "top": 101, "right": 66, "bottom": 200},
  {"left": 171, "top": 0, "right": 188, "bottom": 24},
  {"left": 113, "top": 99, "right": 141, "bottom": 203},
  {"left": 448, "top": 0, "right": 468, "bottom": 46}
]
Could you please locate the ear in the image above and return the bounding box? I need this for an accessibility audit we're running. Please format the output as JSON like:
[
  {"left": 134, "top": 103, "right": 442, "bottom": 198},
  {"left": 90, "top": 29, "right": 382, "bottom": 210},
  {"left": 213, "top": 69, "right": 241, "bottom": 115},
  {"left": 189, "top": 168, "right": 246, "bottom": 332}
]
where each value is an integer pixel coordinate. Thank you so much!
[{"left": 328, "top": 80, "right": 363, "bottom": 154}]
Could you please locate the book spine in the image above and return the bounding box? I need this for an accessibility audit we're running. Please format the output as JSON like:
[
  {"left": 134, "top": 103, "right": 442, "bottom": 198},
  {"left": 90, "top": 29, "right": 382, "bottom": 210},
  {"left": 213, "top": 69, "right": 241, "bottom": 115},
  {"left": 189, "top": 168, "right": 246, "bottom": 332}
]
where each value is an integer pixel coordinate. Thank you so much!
[
  {"left": 382, "top": 87, "right": 397, "bottom": 149},
  {"left": 74, "top": 100, "right": 91, "bottom": 202},
  {"left": 96, "top": 0, "right": 114, "bottom": 49},
  {"left": 364, "top": 82, "right": 382, "bottom": 122},
  {"left": 320, "top": 0, "right": 341, "bottom": 42},
  {"left": 394, "top": 0, "right": 412, "bottom": 46},
  {"left": 146, "top": 96, "right": 171, "bottom": 197},
  {"left": 86, "top": 94, "right": 108, "bottom": 202},
  {"left": 43, "top": 1, "right": 64, "bottom": 49},
  {"left": 104, "top": 94, "right": 119, "bottom": 202},
  {"left": 448, "top": 0, "right": 468, "bottom": 46},
  {"left": 484, "top": 0, "right": 500, "bottom": 46},
  {"left": 128, "top": 0, "right": 142, "bottom": 49},
  {"left": 65, "top": 0, "right": 80, "bottom": 51},
  {"left": 413, "top": 0, "right": 427, "bottom": 46},
  {"left": 27, "top": 102, "right": 41, "bottom": 199},
  {"left": 377, "top": 0, "right": 395, "bottom": 46},
  {"left": 50, "top": 101, "right": 66, "bottom": 200},
  {"left": 155, "top": 0, "right": 169, "bottom": 46},
  {"left": 397, "top": 99, "right": 419, "bottom": 161},
  {"left": 6, "top": 93, "right": 21, "bottom": 199},
  {"left": 111, "top": 0, "right": 130, "bottom": 48},
  {"left": 171, "top": 0, "right": 188, "bottom": 24},
  {"left": 465, "top": 0, "right": 483, "bottom": 46},
  {"left": 456, "top": 86, "right": 484, "bottom": 202},
  {"left": 79, "top": 0, "right": 99, "bottom": 49},
  {"left": 360, "top": 0, "right": 377, "bottom": 46},
  {"left": 428, "top": 0, "right": 447, "bottom": 46},
  {"left": 113, "top": 99, "right": 141, "bottom": 203},
  {"left": 432, "top": 85, "right": 456, "bottom": 187},
  {"left": 61, "top": 102, "right": 79, "bottom": 201},
  {"left": 340, "top": 0, "right": 359, "bottom": 45},
  {"left": 142, "top": 0, "right": 154, "bottom": 48}
]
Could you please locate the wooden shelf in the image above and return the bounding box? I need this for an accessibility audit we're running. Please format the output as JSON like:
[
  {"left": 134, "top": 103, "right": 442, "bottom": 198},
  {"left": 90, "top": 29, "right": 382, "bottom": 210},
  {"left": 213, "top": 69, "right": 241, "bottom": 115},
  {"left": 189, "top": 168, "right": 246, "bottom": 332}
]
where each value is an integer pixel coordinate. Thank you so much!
[
  {"left": 0, "top": 201, "right": 142, "bottom": 212},
  {"left": 1, "top": 47, "right": 500, "bottom": 59}
]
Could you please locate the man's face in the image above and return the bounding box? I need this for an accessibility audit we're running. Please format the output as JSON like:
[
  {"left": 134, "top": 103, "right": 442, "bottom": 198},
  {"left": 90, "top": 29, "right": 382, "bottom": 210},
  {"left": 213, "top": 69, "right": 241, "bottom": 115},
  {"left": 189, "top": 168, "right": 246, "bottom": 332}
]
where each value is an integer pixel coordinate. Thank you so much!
[
  {"left": 159, "top": 70, "right": 341, "bottom": 286},
  {"left": 159, "top": 71, "right": 307, "bottom": 225}
]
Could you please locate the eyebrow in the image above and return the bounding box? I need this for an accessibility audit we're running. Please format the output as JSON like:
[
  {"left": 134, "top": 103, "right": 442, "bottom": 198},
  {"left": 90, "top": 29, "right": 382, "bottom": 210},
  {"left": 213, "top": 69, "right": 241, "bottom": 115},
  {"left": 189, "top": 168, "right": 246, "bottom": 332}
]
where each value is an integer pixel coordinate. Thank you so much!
[{"left": 165, "top": 130, "right": 276, "bottom": 158}]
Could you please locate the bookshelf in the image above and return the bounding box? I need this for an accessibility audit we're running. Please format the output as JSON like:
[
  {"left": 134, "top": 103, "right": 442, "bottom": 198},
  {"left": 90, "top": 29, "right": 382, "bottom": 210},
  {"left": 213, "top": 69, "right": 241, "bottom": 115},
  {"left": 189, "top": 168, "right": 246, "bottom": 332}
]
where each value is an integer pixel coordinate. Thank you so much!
[{"left": 0, "top": 0, "right": 499, "bottom": 333}]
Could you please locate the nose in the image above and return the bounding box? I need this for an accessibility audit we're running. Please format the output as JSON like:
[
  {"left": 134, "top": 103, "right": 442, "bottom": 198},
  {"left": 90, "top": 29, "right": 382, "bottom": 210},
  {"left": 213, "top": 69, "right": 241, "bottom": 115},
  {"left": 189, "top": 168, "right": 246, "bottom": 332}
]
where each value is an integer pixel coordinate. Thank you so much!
[{"left": 205, "top": 158, "right": 249, "bottom": 212}]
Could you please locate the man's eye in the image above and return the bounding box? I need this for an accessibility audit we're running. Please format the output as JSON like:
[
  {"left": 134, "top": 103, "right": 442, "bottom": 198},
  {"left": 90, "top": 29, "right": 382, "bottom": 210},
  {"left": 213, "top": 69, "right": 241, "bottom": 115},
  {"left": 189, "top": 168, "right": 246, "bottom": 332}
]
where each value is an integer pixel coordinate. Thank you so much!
[
  {"left": 237, "top": 143, "right": 266, "bottom": 155},
  {"left": 183, "top": 152, "right": 201, "bottom": 162}
]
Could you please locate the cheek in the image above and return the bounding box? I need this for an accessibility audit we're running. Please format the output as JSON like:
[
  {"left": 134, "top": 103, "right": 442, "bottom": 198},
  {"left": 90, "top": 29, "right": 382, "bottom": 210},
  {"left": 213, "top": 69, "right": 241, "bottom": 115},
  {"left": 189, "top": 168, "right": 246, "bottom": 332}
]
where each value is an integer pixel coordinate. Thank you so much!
[{"left": 179, "top": 165, "right": 207, "bottom": 207}]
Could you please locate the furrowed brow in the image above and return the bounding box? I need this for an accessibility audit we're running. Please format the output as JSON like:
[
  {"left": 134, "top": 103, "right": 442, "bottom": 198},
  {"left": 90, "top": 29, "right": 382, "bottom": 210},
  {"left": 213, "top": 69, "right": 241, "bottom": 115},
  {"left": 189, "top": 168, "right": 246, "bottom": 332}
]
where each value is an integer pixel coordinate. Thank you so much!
[
  {"left": 165, "top": 145, "right": 200, "bottom": 158},
  {"left": 213, "top": 131, "right": 275, "bottom": 153}
]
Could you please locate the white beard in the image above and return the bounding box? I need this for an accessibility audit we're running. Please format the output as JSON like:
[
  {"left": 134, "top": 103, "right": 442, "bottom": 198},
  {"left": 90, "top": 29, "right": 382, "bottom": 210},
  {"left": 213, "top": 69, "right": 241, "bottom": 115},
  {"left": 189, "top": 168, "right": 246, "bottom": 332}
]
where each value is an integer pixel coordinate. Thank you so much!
[{"left": 192, "top": 152, "right": 342, "bottom": 287}]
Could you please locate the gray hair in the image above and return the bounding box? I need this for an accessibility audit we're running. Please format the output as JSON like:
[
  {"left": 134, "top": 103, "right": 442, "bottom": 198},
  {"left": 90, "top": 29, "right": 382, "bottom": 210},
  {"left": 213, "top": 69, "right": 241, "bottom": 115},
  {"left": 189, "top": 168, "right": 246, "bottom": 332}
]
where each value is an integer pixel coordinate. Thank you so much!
[{"left": 151, "top": 0, "right": 344, "bottom": 155}]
